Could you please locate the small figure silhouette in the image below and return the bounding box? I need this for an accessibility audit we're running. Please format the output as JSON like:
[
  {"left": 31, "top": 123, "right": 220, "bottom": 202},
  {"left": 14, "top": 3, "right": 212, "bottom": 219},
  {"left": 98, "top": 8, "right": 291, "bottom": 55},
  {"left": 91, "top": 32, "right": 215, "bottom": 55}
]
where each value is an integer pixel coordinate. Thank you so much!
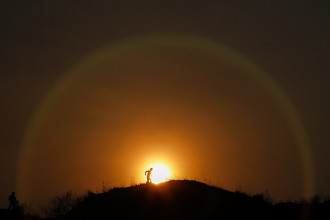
[
  {"left": 8, "top": 192, "right": 19, "bottom": 210},
  {"left": 145, "top": 168, "right": 153, "bottom": 184}
]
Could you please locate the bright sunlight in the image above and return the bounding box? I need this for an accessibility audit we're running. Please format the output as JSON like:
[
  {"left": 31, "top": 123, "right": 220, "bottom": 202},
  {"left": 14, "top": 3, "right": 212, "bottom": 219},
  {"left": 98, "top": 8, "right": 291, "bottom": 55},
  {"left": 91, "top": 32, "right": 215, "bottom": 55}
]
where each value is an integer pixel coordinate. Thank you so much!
[{"left": 149, "top": 163, "right": 171, "bottom": 184}]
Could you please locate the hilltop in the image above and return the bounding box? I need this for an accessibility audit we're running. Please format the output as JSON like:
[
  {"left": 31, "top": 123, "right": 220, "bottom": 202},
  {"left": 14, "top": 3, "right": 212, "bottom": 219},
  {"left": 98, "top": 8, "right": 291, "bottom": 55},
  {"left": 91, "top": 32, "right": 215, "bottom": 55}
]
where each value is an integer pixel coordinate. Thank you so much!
[
  {"left": 67, "top": 180, "right": 266, "bottom": 219},
  {"left": 62, "top": 180, "right": 328, "bottom": 220},
  {"left": 1, "top": 180, "right": 329, "bottom": 220}
]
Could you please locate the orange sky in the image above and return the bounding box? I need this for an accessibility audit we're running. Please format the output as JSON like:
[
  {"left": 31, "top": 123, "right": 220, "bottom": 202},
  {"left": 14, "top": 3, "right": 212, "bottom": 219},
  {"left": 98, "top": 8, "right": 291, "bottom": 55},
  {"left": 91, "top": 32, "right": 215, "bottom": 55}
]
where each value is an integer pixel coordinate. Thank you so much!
[
  {"left": 17, "top": 37, "right": 306, "bottom": 205},
  {"left": 0, "top": 0, "right": 329, "bottom": 208}
]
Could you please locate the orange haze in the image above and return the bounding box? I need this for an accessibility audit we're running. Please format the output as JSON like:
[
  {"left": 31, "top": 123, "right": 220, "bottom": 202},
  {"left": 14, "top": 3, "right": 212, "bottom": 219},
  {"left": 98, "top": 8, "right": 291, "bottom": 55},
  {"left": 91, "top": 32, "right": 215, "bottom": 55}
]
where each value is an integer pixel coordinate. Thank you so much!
[{"left": 18, "top": 37, "right": 304, "bottom": 206}]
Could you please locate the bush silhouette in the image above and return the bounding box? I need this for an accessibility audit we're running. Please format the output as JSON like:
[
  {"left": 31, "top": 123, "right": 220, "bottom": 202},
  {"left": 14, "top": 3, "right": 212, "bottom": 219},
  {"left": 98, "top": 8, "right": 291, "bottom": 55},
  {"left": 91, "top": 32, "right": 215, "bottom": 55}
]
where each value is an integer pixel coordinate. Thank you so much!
[{"left": 40, "top": 191, "right": 83, "bottom": 218}]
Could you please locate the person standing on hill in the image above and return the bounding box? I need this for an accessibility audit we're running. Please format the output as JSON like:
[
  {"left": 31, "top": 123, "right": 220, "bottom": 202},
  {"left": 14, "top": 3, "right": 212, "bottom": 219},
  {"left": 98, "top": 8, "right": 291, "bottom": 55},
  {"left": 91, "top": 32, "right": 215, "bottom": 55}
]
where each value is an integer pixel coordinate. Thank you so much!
[
  {"left": 145, "top": 168, "right": 153, "bottom": 184},
  {"left": 8, "top": 192, "right": 19, "bottom": 210}
]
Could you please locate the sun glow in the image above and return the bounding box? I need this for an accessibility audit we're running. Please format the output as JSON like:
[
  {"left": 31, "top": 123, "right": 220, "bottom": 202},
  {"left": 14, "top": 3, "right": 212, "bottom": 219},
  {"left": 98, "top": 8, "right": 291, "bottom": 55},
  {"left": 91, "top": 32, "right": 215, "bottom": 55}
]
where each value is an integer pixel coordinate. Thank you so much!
[{"left": 148, "top": 163, "right": 171, "bottom": 184}]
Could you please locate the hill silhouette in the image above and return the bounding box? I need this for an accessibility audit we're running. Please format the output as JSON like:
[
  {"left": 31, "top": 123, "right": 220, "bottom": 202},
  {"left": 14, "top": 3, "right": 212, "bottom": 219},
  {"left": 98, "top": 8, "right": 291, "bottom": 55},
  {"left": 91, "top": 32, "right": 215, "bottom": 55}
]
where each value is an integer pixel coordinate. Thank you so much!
[
  {"left": 62, "top": 180, "right": 328, "bottom": 220},
  {"left": 1, "top": 180, "right": 329, "bottom": 220}
]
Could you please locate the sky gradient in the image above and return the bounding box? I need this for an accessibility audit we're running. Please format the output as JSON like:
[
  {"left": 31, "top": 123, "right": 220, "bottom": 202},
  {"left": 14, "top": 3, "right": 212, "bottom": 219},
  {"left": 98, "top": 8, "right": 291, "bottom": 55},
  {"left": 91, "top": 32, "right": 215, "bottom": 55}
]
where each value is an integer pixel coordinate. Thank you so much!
[{"left": 0, "top": 0, "right": 329, "bottom": 208}]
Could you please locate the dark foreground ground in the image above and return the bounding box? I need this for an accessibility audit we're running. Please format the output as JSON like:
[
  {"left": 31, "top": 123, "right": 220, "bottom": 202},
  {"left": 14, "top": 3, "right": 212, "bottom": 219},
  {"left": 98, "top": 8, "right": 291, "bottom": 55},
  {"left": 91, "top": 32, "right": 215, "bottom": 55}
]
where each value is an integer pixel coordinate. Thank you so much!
[{"left": 1, "top": 180, "right": 329, "bottom": 220}]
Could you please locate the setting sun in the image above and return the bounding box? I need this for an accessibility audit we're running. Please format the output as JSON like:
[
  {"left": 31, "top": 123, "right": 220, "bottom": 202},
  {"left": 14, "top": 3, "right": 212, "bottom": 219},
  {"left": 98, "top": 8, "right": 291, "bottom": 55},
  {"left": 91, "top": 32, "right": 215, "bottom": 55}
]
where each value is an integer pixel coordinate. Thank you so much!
[{"left": 148, "top": 163, "right": 171, "bottom": 184}]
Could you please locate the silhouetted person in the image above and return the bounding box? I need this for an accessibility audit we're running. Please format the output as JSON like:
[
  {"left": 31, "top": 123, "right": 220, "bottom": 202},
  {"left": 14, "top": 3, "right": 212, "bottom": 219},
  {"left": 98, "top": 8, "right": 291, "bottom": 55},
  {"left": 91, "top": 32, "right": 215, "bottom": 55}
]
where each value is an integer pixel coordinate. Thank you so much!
[
  {"left": 145, "top": 168, "right": 153, "bottom": 184},
  {"left": 8, "top": 192, "right": 18, "bottom": 210}
]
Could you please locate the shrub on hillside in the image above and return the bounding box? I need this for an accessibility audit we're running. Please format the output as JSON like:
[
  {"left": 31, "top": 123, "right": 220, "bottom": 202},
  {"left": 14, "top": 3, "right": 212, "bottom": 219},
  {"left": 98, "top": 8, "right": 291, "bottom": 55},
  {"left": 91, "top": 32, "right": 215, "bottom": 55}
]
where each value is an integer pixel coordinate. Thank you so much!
[{"left": 41, "top": 191, "right": 84, "bottom": 218}]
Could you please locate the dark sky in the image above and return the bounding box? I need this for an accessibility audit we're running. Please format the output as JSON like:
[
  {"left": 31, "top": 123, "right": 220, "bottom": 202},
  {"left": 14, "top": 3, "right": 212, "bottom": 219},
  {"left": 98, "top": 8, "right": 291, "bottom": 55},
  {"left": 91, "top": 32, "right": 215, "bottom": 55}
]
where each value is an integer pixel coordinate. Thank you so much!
[{"left": 0, "top": 0, "right": 329, "bottom": 207}]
